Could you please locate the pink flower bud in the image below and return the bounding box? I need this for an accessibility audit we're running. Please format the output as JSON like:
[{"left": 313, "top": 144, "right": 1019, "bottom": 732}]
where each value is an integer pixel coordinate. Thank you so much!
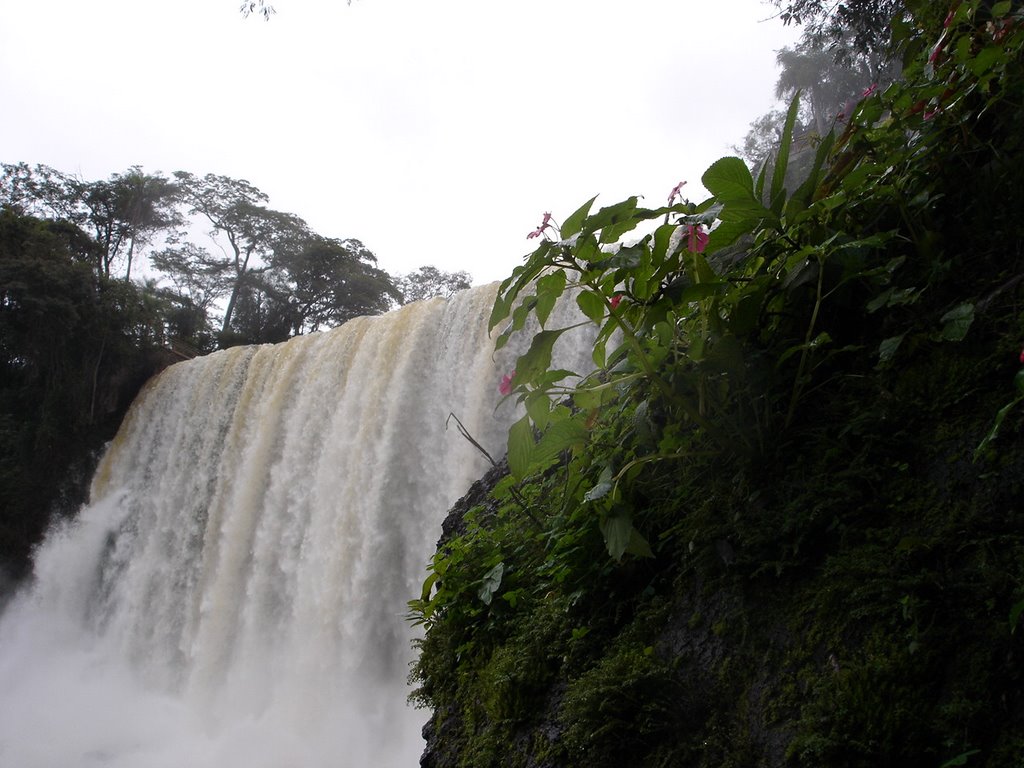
[
  {"left": 527, "top": 212, "right": 553, "bottom": 240},
  {"left": 668, "top": 181, "right": 687, "bottom": 205},
  {"left": 499, "top": 371, "right": 516, "bottom": 396},
  {"left": 686, "top": 224, "right": 709, "bottom": 253}
]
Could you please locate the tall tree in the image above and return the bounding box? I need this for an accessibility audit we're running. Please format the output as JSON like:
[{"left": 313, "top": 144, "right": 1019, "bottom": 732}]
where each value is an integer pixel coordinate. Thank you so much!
[
  {"left": 171, "top": 171, "right": 312, "bottom": 339},
  {"left": 774, "top": 38, "right": 878, "bottom": 136},
  {"left": 108, "top": 168, "right": 181, "bottom": 282}
]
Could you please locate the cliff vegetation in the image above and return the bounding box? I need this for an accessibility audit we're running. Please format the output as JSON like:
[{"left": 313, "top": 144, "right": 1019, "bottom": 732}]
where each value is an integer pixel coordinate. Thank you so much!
[{"left": 409, "top": 2, "right": 1024, "bottom": 765}]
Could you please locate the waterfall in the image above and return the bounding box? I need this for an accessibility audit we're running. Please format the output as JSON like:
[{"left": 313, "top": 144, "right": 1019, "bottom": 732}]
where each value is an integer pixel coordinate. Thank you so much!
[{"left": 0, "top": 283, "right": 585, "bottom": 768}]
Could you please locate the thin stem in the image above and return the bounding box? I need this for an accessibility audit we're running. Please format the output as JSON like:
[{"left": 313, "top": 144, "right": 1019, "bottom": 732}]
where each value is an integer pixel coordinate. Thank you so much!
[{"left": 784, "top": 253, "right": 826, "bottom": 429}]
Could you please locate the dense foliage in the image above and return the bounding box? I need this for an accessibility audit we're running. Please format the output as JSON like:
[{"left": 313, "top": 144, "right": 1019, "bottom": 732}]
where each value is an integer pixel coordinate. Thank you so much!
[
  {"left": 409, "top": 1, "right": 1024, "bottom": 765},
  {"left": 0, "top": 209, "right": 178, "bottom": 577}
]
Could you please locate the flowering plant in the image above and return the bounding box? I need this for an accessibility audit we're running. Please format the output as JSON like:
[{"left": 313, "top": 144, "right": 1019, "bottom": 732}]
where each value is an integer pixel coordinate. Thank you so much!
[{"left": 482, "top": 0, "right": 1024, "bottom": 559}]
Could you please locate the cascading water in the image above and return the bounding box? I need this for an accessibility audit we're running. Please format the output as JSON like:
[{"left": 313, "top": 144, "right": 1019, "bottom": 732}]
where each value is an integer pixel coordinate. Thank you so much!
[{"left": 0, "top": 283, "right": 586, "bottom": 767}]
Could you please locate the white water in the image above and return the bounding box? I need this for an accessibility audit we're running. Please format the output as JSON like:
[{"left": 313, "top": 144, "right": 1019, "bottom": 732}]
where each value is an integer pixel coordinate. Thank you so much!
[{"left": 0, "top": 284, "right": 586, "bottom": 767}]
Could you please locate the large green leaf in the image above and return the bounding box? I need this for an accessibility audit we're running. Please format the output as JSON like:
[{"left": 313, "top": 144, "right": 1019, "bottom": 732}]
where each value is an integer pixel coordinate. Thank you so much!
[
  {"left": 576, "top": 290, "right": 606, "bottom": 322},
  {"left": 583, "top": 465, "right": 614, "bottom": 502},
  {"left": 599, "top": 513, "right": 655, "bottom": 561},
  {"left": 534, "top": 270, "right": 567, "bottom": 327},
  {"left": 478, "top": 562, "right": 504, "bottom": 605},
  {"left": 583, "top": 197, "right": 639, "bottom": 239},
  {"left": 507, "top": 415, "right": 534, "bottom": 480},
  {"left": 770, "top": 92, "right": 801, "bottom": 214},
  {"left": 702, "top": 157, "right": 775, "bottom": 225},
  {"left": 516, "top": 327, "right": 569, "bottom": 382},
  {"left": 532, "top": 417, "right": 590, "bottom": 468},
  {"left": 560, "top": 195, "right": 598, "bottom": 239},
  {"left": 939, "top": 302, "right": 974, "bottom": 341}
]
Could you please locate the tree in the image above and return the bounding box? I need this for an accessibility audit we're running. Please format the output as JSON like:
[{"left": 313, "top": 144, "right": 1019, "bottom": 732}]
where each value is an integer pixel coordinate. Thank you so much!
[
  {"left": 161, "top": 173, "right": 400, "bottom": 346},
  {"left": 0, "top": 207, "right": 171, "bottom": 573},
  {"left": 395, "top": 265, "right": 472, "bottom": 304},
  {"left": 767, "top": 0, "right": 905, "bottom": 62},
  {"left": 170, "top": 171, "right": 312, "bottom": 339},
  {"left": 0, "top": 164, "right": 180, "bottom": 282},
  {"left": 284, "top": 237, "right": 401, "bottom": 334},
  {"left": 734, "top": 108, "right": 787, "bottom": 168},
  {"left": 774, "top": 38, "right": 878, "bottom": 137},
  {"left": 107, "top": 168, "right": 181, "bottom": 282}
]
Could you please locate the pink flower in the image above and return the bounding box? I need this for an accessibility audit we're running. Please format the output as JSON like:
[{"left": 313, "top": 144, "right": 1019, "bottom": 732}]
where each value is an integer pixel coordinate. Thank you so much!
[
  {"left": 1018, "top": 348, "right": 1024, "bottom": 365},
  {"left": 861, "top": 83, "right": 878, "bottom": 99},
  {"left": 667, "top": 180, "right": 687, "bottom": 205},
  {"left": 527, "top": 212, "right": 553, "bottom": 240},
  {"left": 686, "top": 224, "right": 709, "bottom": 253},
  {"left": 609, "top": 294, "right": 622, "bottom": 310},
  {"left": 499, "top": 371, "right": 516, "bottom": 396}
]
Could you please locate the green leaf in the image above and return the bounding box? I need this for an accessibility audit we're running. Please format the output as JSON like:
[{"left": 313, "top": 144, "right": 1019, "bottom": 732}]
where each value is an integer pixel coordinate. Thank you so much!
[
  {"left": 788, "top": 129, "right": 835, "bottom": 218},
  {"left": 701, "top": 217, "right": 753, "bottom": 252},
  {"left": 968, "top": 46, "right": 1004, "bottom": 78},
  {"left": 974, "top": 397, "right": 1023, "bottom": 460},
  {"left": 494, "top": 295, "right": 538, "bottom": 352},
  {"left": 703, "top": 156, "right": 754, "bottom": 200},
  {"left": 584, "top": 465, "right": 614, "bottom": 502},
  {"left": 572, "top": 380, "right": 619, "bottom": 410},
  {"left": 599, "top": 513, "right": 654, "bottom": 561},
  {"left": 584, "top": 196, "right": 639, "bottom": 236},
  {"left": 478, "top": 562, "right": 504, "bottom": 605},
  {"left": 516, "top": 328, "right": 568, "bottom": 382},
  {"left": 754, "top": 157, "right": 768, "bottom": 201},
  {"left": 507, "top": 415, "right": 534, "bottom": 480},
  {"left": 940, "top": 302, "right": 974, "bottom": 341},
  {"left": 418, "top": 571, "right": 440, "bottom": 603},
  {"left": 1010, "top": 598, "right": 1024, "bottom": 633},
  {"left": 677, "top": 282, "right": 727, "bottom": 304},
  {"left": 489, "top": 255, "right": 549, "bottom": 331},
  {"left": 532, "top": 417, "right": 589, "bottom": 467},
  {"left": 599, "top": 514, "right": 632, "bottom": 560},
  {"left": 525, "top": 390, "right": 552, "bottom": 430},
  {"left": 576, "top": 290, "right": 606, "bottom": 322},
  {"left": 878, "top": 334, "right": 905, "bottom": 365},
  {"left": 535, "top": 270, "right": 567, "bottom": 327},
  {"left": 771, "top": 92, "right": 800, "bottom": 214},
  {"left": 702, "top": 157, "right": 774, "bottom": 224},
  {"left": 624, "top": 528, "right": 655, "bottom": 558},
  {"left": 939, "top": 750, "right": 981, "bottom": 768},
  {"left": 560, "top": 195, "right": 598, "bottom": 239}
]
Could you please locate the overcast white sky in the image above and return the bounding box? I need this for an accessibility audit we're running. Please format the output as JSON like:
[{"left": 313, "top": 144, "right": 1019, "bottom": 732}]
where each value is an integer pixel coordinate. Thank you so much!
[{"left": 1, "top": 0, "right": 799, "bottom": 286}]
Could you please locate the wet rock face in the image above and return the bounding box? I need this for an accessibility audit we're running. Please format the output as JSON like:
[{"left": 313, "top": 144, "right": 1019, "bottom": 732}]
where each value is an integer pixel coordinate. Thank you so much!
[{"left": 436, "top": 457, "right": 508, "bottom": 549}]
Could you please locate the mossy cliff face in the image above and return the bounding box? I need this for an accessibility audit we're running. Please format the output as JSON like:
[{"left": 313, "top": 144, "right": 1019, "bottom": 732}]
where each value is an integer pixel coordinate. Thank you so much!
[
  {"left": 416, "top": 340, "right": 1024, "bottom": 767},
  {"left": 411, "top": 4, "right": 1024, "bottom": 766}
]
